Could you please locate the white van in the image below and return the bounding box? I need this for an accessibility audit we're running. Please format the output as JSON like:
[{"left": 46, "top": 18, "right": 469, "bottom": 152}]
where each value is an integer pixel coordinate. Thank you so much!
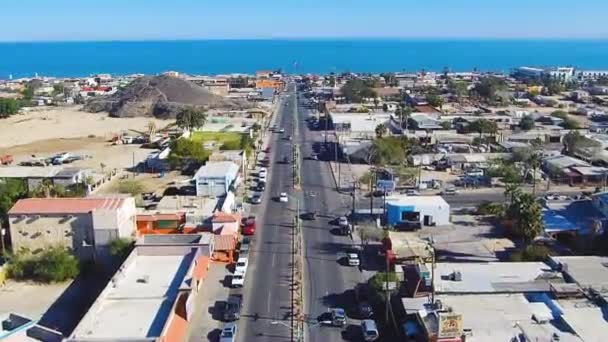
[{"left": 361, "top": 319, "right": 379, "bottom": 341}]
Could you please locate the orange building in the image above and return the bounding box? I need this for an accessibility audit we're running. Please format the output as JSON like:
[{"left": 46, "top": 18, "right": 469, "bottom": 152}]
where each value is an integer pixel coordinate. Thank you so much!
[
  {"left": 136, "top": 213, "right": 191, "bottom": 236},
  {"left": 255, "top": 79, "right": 284, "bottom": 90}
]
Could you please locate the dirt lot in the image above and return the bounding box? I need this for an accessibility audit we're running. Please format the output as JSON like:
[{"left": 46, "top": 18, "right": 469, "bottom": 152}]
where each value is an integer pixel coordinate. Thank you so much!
[
  {"left": 0, "top": 106, "right": 171, "bottom": 149},
  {"left": 0, "top": 106, "right": 174, "bottom": 176},
  {"left": 416, "top": 214, "right": 515, "bottom": 262}
]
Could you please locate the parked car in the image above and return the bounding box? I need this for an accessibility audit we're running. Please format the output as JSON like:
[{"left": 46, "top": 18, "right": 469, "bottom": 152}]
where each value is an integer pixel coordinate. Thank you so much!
[
  {"left": 358, "top": 302, "right": 373, "bottom": 319},
  {"left": 403, "top": 189, "right": 419, "bottom": 196},
  {"left": 257, "top": 181, "right": 266, "bottom": 192},
  {"left": 259, "top": 168, "right": 267, "bottom": 178},
  {"left": 361, "top": 319, "right": 379, "bottom": 341},
  {"left": 241, "top": 216, "right": 256, "bottom": 236},
  {"left": 338, "top": 216, "right": 348, "bottom": 227},
  {"left": 441, "top": 187, "right": 458, "bottom": 196},
  {"left": 250, "top": 194, "right": 262, "bottom": 204},
  {"left": 347, "top": 253, "right": 360, "bottom": 266},
  {"left": 235, "top": 257, "right": 249, "bottom": 274},
  {"left": 219, "top": 322, "right": 237, "bottom": 342},
  {"left": 330, "top": 308, "right": 347, "bottom": 327},
  {"left": 231, "top": 273, "right": 245, "bottom": 288},
  {"left": 279, "top": 192, "right": 288, "bottom": 203},
  {"left": 223, "top": 295, "right": 242, "bottom": 321},
  {"left": 278, "top": 128, "right": 285, "bottom": 133},
  {"left": 239, "top": 237, "right": 251, "bottom": 254}
]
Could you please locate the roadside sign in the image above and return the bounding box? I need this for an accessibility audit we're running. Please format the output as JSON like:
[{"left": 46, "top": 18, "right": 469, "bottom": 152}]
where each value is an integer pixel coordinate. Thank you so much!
[
  {"left": 437, "top": 313, "right": 463, "bottom": 339},
  {"left": 376, "top": 180, "right": 395, "bottom": 192}
]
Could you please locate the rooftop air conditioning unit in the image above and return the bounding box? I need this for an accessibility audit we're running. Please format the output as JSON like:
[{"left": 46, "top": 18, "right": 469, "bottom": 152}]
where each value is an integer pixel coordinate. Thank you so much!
[{"left": 452, "top": 271, "right": 462, "bottom": 281}]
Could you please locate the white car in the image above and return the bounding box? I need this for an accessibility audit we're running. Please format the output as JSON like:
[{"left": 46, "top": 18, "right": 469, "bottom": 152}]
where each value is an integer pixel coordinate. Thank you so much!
[
  {"left": 279, "top": 192, "right": 288, "bottom": 203},
  {"left": 347, "top": 253, "right": 360, "bottom": 266},
  {"left": 235, "top": 257, "right": 248, "bottom": 274},
  {"left": 231, "top": 273, "right": 245, "bottom": 288},
  {"left": 338, "top": 216, "right": 348, "bottom": 227},
  {"left": 259, "top": 168, "right": 267, "bottom": 178},
  {"left": 278, "top": 128, "right": 285, "bottom": 133}
]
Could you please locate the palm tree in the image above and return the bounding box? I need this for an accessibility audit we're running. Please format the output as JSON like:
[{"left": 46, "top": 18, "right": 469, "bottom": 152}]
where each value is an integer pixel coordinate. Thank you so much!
[
  {"left": 398, "top": 103, "right": 412, "bottom": 134},
  {"left": 528, "top": 152, "right": 542, "bottom": 195},
  {"left": 373, "top": 98, "right": 379, "bottom": 112},
  {"left": 176, "top": 106, "right": 207, "bottom": 132},
  {"left": 375, "top": 124, "right": 387, "bottom": 139}
]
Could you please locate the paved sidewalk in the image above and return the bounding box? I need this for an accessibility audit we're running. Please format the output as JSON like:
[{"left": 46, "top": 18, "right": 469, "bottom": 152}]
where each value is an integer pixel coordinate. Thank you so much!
[{"left": 187, "top": 263, "right": 231, "bottom": 342}]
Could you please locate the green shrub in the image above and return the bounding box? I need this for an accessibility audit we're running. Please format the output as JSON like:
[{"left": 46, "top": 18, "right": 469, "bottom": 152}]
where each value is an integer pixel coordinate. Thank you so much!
[
  {"left": 109, "top": 238, "right": 134, "bottom": 260},
  {"left": 117, "top": 180, "right": 144, "bottom": 196},
  {"left": 220, "top": 140, "right": 241, "bottom": 150},
  {"left": 476, "top": 201, "right": 505, "bottom": 217},
  {"left": 509, "top": 245, "right": 551, "bottom": 262},
  {"left": 368, "top": 272, "right": 399, "bottom": 302},
  {"left": 6, "top": 247, "right": 79, "bottom": 283}
]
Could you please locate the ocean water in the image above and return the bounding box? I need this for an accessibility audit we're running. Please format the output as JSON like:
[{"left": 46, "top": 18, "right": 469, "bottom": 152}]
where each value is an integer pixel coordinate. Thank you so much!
[{"left": 1, "top": 39, "right": 608, "bottom": 79}]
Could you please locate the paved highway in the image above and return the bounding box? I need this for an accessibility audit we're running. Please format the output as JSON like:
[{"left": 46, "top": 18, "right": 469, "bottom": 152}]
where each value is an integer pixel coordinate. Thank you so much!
[
  {"left": 237, "top": 82, "right": 367, "bottom": 342},
  {"left": 236, "top": 88, "right": 298, "bottom": 342},
  {"left": 294, "top": 86, "right": 369, "bottom": 342}
]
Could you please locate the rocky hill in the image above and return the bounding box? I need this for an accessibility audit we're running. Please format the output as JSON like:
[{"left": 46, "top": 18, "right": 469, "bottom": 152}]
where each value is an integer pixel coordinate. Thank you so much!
[{"left": 84, "top": 75, "right": 245, "bottom": 118}]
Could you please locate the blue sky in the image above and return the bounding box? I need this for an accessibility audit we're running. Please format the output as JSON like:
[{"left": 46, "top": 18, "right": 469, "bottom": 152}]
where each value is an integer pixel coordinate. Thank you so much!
[{"left": 2, "top": 0, "right": 608, "bottom": 41}]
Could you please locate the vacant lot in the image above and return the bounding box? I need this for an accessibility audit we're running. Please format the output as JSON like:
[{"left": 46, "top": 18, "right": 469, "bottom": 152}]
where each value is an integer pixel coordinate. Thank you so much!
[
  {"left": 190, "top": 131, "right": 241, "bottom": 147},
  {"left": 0, "top": 106, "right": 171, "bottom": 150}
]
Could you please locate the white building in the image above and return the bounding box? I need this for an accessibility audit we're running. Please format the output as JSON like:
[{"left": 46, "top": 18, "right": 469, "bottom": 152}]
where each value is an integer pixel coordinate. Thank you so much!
[
  {"left": 194, "top": 161, "right": 239, "bottom": 197},
  {"left": 385, "top": 195, "right": 450, "bottom": 228}
]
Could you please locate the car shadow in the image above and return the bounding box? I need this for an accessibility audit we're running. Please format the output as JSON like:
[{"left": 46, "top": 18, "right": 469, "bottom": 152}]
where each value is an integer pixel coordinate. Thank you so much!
[
  {"left": 207, "top": 328, "right": 221, "bottom": 342},
  {"left": 341, "top": 324, "right": 362, "bottom": 341},
  {"left": 209, "top": 301, "right": 226, "bottom": 321}
]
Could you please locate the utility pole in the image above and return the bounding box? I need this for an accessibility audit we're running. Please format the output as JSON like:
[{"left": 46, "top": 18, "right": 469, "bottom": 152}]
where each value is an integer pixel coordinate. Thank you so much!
[
  {"left": 336, "top": 134, "right": 341, "bottom": 190},
  {"left": 352, "top": 181, "right": 356, "bottom": 223},
  {"left": 385, "top": 256, "right": 390, "bottom": 323},
  {"left": 370, "top": 170, "right": 375, "bottom": 219}
]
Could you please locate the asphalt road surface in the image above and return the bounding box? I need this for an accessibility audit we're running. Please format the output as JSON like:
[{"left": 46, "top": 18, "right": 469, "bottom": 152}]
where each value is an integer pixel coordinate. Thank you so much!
[
  {"left": 237, "top": 82, "right": 368, "bottom": 342},
  {"left": 294, "top": 86, "right": 369, "bottom": 342},
  {"left": 235, "top": 88, "right": 298, "bottom": 342}
]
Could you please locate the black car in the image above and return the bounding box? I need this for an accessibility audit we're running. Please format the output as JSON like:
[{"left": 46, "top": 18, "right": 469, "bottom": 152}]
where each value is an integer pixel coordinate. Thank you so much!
[
  {"left": 223, "top": 295, "right": 243, "bottom": 321},
  {"left": 358, "top": 302, "right": 374, "bottom": 319},
  {"left": 301, "top": 211, "right": 316, "bottom": 220},
  {"left": 257, "top": 182, "right": 266, "bottom": 192}
]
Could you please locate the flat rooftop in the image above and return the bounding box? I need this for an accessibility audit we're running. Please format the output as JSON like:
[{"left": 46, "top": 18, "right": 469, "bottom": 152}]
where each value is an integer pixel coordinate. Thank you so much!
[
  {"left": 437, "top": 294, "right": 581, "bottom": 342},
  {"left": 155, "top": 195, "right": 218, "bottom": 215},
  {"left": 550, "top": 256, "right": 608, "bottom": 291},
  {"left": 71, "top": 253, "right": 193, "bottom": 340},
  {"left": 385, "top": 195, "right": 449, "bottom": 209},
  {"left": 431, "top": 262, "right": 563, "bottom": 293}
]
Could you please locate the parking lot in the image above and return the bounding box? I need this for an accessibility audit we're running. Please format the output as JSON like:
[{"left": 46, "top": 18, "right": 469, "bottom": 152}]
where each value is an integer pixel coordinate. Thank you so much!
[{"left": 416, "top": 213, "right": 515, "bottom": 262}]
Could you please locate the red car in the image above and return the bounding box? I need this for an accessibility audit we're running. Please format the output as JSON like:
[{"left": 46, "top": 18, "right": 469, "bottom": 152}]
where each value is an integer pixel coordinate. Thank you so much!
[{"left": 241, "top": 216, "right": 256, "bottom": 235}]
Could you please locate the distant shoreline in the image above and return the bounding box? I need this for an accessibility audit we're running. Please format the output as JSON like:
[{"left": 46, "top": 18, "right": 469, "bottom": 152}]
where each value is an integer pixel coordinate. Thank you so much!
[
  {"left": 2, "top": 39, "right": 608, "bottom": 79},
  {"left": 2, "top": 37, "right": 608, "bottom": 44}
]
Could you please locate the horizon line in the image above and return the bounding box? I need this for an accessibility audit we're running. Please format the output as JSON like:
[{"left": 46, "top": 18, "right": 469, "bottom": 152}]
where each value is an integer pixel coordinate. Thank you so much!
[{"left": 1, "top": 36, "right": 608, "bottom": 44}]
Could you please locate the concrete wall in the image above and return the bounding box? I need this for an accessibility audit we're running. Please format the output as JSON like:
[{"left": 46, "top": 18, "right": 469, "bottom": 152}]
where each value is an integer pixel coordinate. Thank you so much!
[
  {"left": 8, "top": 213, "right": 94, "bottom": 259},
  {"left": 196, "top": 176, "right": 229, "bottom": 197}
]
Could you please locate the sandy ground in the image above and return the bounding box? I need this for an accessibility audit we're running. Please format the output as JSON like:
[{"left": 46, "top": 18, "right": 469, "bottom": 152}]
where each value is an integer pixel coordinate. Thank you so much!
[
  {"left": 0, "top": 106, "right": 172, "bottom": 149},
  {"left": 0, "top": 106, "right": 175, "bottom": 180}
]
